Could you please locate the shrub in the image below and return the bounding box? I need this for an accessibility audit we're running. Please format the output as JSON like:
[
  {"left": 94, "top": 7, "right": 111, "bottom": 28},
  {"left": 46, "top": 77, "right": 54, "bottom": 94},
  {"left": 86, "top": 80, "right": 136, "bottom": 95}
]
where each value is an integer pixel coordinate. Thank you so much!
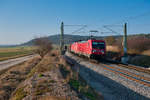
[
  {"left": 110, "top": 36, "right": 150, "bottom": 55},
  {"left": 34, "top": 37, "right": 52, "bottom": 58},
  {"left": 38, "top": 73, "right": 44, "bottom": 77},
  {"left": 104, "top": 36, "right": 116, "bottom": 45},
  {"left": 127, "top": 37, "right": 150, "bottom": 54}
]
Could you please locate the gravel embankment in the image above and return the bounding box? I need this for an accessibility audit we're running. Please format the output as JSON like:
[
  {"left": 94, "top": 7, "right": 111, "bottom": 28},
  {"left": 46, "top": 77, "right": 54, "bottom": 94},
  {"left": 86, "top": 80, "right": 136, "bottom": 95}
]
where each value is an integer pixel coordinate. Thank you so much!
[
  {"left": 10, "top": 53, "right": 81, "bottom": 100},
  {"left": 18, "top": 69, "right": 80, "bottom": 100},
  {"left": 65, "top": 52, "right": 150, "bottom": 100}
]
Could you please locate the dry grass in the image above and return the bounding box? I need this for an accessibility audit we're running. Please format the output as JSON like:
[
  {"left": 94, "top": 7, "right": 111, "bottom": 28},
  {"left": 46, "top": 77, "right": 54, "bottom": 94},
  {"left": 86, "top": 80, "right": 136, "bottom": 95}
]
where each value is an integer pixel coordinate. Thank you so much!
[
  {"left": 107, "top": 45, "right": 150, "bottom": 67},
  {"left": 0, "top": 56, "right": 40, "bottom": 100},
  {"left": 142, "top": 50, "right": 150, "bottom": 56},
  {"left": 12, "top": 87, "right": 27, "bottom": 100},
  {"left": 106, "top": 46, "right": 121, "bottom": 52},
  {"left": 10, "top": 50, "right": 103, "bottom": 100},
  {"left": 11, "top": 50, "right": 73, "bottom": 100},
  {"left": 107, "top": 45, "right": 150, "bottom": 56},
  {"left": 28, "top": 51, "right": 60, "bottom": 77},
  {"left": 0, "top": 46, "right": 34, "bottom": 53},
  {"left": 0, "top": 46, "right": 36, "bottom": 61}
]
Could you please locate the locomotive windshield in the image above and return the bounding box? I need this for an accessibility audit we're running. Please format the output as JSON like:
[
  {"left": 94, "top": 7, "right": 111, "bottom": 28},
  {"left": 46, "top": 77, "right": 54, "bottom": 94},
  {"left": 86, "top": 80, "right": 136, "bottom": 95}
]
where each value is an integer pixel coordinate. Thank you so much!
[{"left": 92, "top": 42, "right": 105, "bottom": 49}]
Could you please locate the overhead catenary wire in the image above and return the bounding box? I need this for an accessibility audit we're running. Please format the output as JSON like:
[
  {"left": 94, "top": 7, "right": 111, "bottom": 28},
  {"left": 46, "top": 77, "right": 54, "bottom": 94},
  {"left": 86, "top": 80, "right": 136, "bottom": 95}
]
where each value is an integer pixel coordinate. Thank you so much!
[
  {"left": 97, "top": 11, "right": 150, "bottom": 36},
  {"left": 71, "top": 25, "right": 87, "bottom": 34},
  {"left": 102, "top": 25, "right": 123, "bottom": 35},
  {"left": 114, "top": 11, "right": 150, "bottom": 25},
  {"left": 63, "top": 11, "right": 150, "bottom": 37},
  {"left": 64, "top": 25, "right": 87, "bottom": 27},
  {"left": 64, "top": 24, "right": 88, "bottom": 34}
]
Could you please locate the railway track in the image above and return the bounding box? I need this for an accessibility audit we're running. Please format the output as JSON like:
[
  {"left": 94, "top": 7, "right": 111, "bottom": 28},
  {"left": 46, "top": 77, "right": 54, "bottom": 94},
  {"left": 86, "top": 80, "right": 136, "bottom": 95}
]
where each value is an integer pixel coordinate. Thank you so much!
[
  {"left": 99, "top": 63, "right": 150, "bottom": 87},
  {"left": 70, "top": 52, "right": 150, "bottom": 87},
  {"left": 118, "top": 64, "right": 150, "bottom": 74},
  {"left": 98, "top": 58, "right": 150, "bottom": 74},
  {"left": 88, "top": 59, "right": 150, "bottom": 87},
  {"left": 65, "top": 52, "right": 150, "bottom": 99}
]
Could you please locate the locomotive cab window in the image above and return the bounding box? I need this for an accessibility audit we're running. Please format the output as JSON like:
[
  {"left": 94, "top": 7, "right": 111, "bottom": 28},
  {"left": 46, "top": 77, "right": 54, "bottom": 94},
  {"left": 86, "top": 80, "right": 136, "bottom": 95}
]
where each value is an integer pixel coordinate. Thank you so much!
[{"left": 92, "top": 42, "right": 105, "bottom": 49}]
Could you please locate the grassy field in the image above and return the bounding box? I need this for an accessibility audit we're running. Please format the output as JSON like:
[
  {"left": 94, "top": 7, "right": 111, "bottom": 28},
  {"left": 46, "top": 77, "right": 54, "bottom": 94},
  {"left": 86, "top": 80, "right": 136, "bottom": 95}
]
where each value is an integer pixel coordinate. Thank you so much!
[{"left": 0, "top": 46, "right": 36, "bottom": 61}]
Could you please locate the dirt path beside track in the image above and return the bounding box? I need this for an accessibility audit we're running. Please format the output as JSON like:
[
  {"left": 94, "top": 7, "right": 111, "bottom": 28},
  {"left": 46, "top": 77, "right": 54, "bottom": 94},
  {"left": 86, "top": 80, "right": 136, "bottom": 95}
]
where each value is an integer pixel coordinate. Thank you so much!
[{"left": 0, "top": 55, "right": 37, "bottom": 71}]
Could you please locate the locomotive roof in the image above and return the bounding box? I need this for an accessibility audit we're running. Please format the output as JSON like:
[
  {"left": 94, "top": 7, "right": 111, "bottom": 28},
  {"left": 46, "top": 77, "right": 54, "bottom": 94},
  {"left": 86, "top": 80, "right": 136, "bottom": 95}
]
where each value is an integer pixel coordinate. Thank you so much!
[{"left": 76, "top": 39, "right": 105, "bottom": 43}]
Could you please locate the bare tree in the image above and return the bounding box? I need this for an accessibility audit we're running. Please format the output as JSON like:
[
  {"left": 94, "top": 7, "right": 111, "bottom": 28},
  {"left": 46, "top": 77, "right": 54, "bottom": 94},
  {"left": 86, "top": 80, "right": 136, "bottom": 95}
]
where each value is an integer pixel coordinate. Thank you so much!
[{"left": 34, "top": 37, "right": 52, "bottom": 58}]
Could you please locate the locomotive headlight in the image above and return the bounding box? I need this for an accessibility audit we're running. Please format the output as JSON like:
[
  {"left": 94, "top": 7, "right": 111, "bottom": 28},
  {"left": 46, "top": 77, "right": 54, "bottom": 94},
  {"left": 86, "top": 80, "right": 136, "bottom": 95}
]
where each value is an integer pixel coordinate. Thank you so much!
[
  {"left": 101, "top": 50, "right": 104, "bottom": 54},
  {"left": 92, "top": 50, "right": 97, "bottom": 53}
]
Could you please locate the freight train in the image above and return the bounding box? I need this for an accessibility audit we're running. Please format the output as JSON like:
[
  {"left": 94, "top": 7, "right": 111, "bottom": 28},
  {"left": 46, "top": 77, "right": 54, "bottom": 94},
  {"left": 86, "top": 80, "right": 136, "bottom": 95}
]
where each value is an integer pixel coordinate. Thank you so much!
[{"left": 70, "top": 39, "right": 106, "bottom": 58}]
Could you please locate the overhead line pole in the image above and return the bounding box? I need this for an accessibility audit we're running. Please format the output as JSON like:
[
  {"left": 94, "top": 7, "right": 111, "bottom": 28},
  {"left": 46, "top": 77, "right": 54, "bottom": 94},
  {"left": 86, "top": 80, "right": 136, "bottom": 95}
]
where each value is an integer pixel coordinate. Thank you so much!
[
  {"left": 122, "top": 23, "right": 128, "bottom": 63},
  {"left": 60, "top": 23, "right": 88, "bottom": 55},
  {"left": 60, "top": 22, "right": 64, "bottom": 55},
  {"left": 123, "top": 23, "right": 127, "bottom": 56}
]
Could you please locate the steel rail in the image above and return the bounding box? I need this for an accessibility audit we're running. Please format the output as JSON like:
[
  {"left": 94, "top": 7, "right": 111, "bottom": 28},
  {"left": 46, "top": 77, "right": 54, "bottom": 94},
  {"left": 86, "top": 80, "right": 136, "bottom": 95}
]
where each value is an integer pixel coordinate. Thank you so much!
[
  {"left": 98, "top": 63, "right": 150, "bottom": 87},
  {"left": 118, "top": 64, "right": 150, "bottom": 74},
  {"left": 103, "top": 64, "right": 150, "bottom": 82}
]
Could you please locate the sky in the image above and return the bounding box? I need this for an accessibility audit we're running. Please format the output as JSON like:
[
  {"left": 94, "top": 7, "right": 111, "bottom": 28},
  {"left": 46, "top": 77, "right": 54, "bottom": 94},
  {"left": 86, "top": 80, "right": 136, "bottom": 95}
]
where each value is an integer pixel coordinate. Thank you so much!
[{"left": 0, "top": 0, "right": 150, "bottom": 45}]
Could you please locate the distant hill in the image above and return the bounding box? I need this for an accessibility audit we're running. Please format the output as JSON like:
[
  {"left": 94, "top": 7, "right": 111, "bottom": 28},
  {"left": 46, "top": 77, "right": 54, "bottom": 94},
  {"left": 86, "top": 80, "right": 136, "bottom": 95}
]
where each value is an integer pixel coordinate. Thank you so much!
[
  {"left": 1, "top": 33, "right": 150, "bottom": 47},
  {"left": 21, "top": 34, "right": 105, "bottom": 46},
  {"left": 21, "top": 33, "right": 150, "bottom": 46}
]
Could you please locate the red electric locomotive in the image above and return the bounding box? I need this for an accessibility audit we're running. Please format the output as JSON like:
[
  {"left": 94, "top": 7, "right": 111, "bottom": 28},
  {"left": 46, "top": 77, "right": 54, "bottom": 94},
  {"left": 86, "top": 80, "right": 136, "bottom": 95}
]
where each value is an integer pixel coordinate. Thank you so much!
[{"left": 70, "top": 39, "right": 106, "bottom": 58}]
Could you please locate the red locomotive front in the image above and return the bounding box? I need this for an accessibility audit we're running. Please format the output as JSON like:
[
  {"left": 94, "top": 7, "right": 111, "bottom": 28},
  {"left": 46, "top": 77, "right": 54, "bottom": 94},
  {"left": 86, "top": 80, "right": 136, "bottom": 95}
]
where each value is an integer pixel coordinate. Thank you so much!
[
  {"left": 71, "top": 39, "right": 106, "bottom": 58},
  {"left": 91, "top": 39, "right": 106, "bottom": 58}
]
